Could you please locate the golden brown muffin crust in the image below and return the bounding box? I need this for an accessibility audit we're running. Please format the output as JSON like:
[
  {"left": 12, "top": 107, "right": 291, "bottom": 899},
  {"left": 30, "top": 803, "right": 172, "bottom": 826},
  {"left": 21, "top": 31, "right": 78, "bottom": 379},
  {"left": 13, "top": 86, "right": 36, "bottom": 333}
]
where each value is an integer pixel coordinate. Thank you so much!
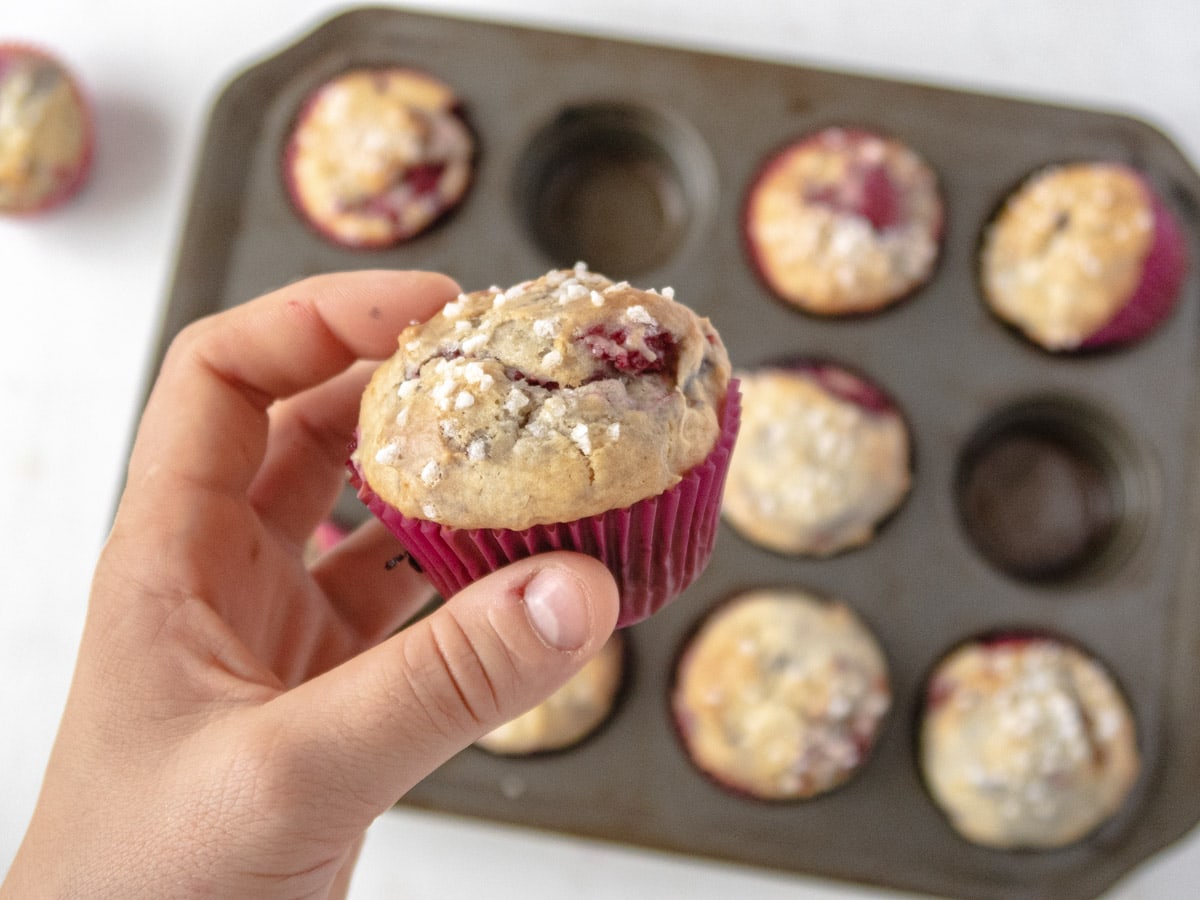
[{"left": 354, "top": 266, "right": 731, "bottom": 529}]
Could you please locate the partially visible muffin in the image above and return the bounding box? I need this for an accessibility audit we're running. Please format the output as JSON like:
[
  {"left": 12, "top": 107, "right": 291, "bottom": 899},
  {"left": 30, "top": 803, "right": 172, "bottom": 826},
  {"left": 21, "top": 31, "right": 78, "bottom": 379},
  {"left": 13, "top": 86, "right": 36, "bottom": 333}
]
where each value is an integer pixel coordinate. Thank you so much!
[
  {"left": 283, "top": 66, "right": 473, "bottom": 248},
  {"left": 0, "top": 44, "right": 93, "bottom": 214},
  {"left": 980, "top": 162, "right": 1188, "bottom": 351},
  {"left": 722, "top": 362, "right": 911, "bottom": 557},
  {"left": 671, "top": 588, "right": 890, "bottom": 800},
  {"left": 476, "top": 631, "right": 625, "bottom": 755},
  {"left": 743, "top": 127, "right": 943, "bottom": 315},
  {"left": 920, "top": 634, "right": 1140, "bottom": 849},
  {"left": 350, "top": 265, "right": 737, "bottom": 626}
]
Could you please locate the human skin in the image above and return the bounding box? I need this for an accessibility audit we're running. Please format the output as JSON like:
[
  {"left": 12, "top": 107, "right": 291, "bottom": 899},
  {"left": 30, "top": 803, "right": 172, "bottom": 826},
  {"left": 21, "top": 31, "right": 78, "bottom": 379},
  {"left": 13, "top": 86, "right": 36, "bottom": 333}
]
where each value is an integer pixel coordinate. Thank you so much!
[{"left": 1, "top": 271, "right": 618, "bottom": 899}]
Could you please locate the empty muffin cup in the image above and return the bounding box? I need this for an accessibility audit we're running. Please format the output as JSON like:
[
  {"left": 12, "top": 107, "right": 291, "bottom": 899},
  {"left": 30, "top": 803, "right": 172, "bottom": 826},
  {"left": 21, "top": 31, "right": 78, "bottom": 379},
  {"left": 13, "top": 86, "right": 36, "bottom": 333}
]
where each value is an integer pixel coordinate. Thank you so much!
[
  {"left": 955, "top": 398, "right": 1143, "bottom": 583},
  {"left": 516, "top": 103, "right": 714, "bottom": 278}
]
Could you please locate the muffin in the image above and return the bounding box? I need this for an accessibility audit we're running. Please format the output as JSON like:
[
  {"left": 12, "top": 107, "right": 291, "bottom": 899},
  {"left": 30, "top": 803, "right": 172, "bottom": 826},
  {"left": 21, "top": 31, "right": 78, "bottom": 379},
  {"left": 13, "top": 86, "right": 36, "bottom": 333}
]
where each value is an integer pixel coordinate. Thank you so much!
[
  {"left": 743, "top": 127, "right": 943, "bottom": 315},
  {"left": 476, "top": 631, "right": 625, "bottom": 755},
  {"left": 671, "top": 587, "right": 890, "bottom": 800},
  {"left": 980, "top": 162, "right": 1189, "bottom": 351},
  {"left": 283, "top": 66, "right": 473, "bottom": 248},
  {"left": 920, "top": 634, "right": 1140, "bottom": 849},
  {"left": 349, "top": 264, "right": 738, "bottom": 627},
  {"left": 0, "top": 44, "right": 93, "bottom": 215},
  {"left": 722, "top": 361, "right": 911, "bottom": 557}
]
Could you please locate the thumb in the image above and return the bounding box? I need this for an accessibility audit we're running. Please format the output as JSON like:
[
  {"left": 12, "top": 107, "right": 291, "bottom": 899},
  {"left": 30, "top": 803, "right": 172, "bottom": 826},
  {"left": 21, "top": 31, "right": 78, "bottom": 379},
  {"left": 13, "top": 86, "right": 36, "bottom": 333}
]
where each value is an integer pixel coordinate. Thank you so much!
[{"left": 268, "top": 551, "right": 619, "bottom": 822}]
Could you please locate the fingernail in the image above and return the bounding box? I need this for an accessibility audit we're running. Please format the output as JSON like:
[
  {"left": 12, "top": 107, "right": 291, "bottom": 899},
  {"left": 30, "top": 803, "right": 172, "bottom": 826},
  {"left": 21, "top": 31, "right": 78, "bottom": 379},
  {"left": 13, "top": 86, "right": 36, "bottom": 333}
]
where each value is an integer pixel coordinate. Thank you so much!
[{"left": 522, "top": 567, "right": 590, "bottom": 651}]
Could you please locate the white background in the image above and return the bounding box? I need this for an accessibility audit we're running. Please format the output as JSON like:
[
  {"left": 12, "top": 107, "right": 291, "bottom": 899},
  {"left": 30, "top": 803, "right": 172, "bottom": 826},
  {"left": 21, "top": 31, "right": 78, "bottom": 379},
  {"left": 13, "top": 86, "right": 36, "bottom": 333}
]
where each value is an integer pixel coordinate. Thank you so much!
[{"left": 3, "top": 1, "right": 1199, "bottom": 897}]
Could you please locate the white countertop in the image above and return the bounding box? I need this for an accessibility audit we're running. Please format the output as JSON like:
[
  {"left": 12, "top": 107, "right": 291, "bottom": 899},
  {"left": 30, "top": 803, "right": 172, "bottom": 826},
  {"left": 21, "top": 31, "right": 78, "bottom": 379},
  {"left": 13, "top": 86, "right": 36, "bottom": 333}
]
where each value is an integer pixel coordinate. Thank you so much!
[{"left": 3, "top": 1, "right": 1199, "bottom": 897}]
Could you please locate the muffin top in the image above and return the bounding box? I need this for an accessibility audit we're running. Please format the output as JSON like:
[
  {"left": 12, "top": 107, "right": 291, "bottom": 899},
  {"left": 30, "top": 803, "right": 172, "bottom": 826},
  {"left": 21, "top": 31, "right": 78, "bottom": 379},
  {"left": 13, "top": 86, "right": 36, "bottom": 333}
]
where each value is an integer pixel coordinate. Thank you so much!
[
  {"left": 0, "top": 47, "right": 90, "bottom": 213},
  {"left": 476, "top": 631, "right": 624, "bottom": 755},
  {"left": 981, "top": 163, "right": 1155, "bottom": 350},
  {"left": 744, "top": 127, "right": 942, "bottom": 315},
  {"left": 722, "top": 364, "right": 911, "bottom": 557},
  {"left": 285, "top": 67, "right": 473, "bottom": 247},
  {"left": 354, "top": 265, "right": 731, "bottom": 530},
  {"left": 672, "top": 588, "right": 890, "bottom": 800},
  {"left": 920, "top": 636, "right": 1139, "bottom": 849}
]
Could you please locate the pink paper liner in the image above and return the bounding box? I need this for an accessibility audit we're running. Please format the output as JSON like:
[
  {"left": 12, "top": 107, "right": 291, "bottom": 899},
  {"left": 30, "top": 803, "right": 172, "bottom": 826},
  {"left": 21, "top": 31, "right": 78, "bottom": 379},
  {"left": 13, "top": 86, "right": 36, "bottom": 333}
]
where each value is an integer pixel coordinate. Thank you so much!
[
  {"left": 349, "top": 382, "right": 741, "bottom": 628},
  {"left": 1081, "top": 177, "right": 1190, "bottom": 349}
]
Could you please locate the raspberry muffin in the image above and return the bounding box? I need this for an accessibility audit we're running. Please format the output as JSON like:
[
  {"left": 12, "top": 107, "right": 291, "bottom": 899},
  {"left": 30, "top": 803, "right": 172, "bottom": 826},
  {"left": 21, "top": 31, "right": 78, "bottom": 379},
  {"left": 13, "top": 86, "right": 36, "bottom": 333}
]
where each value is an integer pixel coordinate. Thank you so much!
[
  {"left": 722, "top": 361, "right": 911, "bottom": 557},
  {"left": 349, "top": 264, "right": 738, "bottom": 627},
  {"left": 980, "top": 162, "right": 1188, "bottom": 351},
  {"left": 671, "top": 587, "right": 890, "bottom": 800},
  {"left": 744, "top": 127, "right": 943, "bottom": 315},
  {"left": 476, "top": 631, "right": 625, "bottom": 755},
  {"left": 920, "top": 634, "right": 1140, "bottom": 849},
  {"left": 0, "top": 44, "right": 93, "bottom": 214},
  {"left": 283, "top": 66, "right": 473, "bottom": 248}
]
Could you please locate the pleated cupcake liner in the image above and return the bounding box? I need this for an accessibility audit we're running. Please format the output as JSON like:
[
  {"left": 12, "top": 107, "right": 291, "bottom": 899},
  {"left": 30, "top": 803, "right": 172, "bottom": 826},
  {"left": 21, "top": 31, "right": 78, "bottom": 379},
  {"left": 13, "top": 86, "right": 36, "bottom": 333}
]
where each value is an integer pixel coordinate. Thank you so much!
[{"left": 349, "top": 382, "right": 740, "bottom": 628}]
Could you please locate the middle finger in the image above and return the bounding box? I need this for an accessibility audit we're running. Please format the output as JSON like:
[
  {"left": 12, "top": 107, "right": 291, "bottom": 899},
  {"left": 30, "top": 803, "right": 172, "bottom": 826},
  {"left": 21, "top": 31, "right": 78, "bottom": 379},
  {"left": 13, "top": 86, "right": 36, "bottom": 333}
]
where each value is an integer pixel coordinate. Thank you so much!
[{"left": 249, "top": 359, "right": 377, "bottom": 545}]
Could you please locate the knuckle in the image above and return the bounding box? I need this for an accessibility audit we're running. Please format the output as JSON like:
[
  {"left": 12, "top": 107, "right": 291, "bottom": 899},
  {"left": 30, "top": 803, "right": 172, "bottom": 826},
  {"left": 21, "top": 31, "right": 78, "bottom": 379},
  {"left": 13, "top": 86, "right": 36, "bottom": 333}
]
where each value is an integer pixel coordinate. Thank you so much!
[
  {"left": 162, "top": 318, "right": 209, "bottom": 368},
  {"left": 394, "top": 610, "right": 510, "bottom": 738}
]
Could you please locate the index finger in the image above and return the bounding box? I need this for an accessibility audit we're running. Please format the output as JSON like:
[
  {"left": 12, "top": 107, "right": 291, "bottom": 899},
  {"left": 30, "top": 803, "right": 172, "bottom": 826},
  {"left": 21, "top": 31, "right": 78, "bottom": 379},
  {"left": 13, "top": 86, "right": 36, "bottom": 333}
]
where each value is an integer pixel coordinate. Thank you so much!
[{"left": 127, "top": 270, "right": 459, "bottom": 502}]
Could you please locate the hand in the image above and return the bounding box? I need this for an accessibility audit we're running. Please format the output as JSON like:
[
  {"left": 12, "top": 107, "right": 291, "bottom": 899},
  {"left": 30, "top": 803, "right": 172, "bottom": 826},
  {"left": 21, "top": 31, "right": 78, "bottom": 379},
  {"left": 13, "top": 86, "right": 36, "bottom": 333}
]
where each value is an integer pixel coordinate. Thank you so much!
[{"left": 2, "top": 272, "right": 619, "bottom": 899}]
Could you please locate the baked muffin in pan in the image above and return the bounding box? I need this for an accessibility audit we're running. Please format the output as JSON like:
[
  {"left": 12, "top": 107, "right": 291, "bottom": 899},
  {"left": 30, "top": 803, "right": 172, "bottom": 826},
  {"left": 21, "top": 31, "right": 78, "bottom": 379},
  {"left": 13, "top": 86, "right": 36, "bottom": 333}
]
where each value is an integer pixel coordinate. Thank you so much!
[
  {"left": 920, "top": 633, "right": 1140, "bottom": 849},
  {"left": 744, "top": 127, "right": 943, "bottom": 316},
  {"left": 671, "top": 587, "right": 890, "bottom": 800},
  {"left": 722, "top": 360, "right": 911, "bottom": 557}
]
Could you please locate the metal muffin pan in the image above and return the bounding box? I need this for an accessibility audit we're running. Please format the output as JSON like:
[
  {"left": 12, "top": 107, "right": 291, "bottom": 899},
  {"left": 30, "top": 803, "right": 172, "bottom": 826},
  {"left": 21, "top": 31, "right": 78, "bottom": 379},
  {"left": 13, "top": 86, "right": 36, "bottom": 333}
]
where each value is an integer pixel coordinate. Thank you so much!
[{"left": 159, "top": 7, "right": 1200, "bottom": 899}]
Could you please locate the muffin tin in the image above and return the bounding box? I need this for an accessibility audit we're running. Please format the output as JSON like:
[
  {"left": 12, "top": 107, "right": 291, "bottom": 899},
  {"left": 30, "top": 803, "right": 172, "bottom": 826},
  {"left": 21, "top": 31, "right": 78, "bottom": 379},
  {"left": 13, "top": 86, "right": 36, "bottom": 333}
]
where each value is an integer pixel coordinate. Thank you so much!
[{"left": 158, "top": 8, "right": 1200, "bottom": 899}]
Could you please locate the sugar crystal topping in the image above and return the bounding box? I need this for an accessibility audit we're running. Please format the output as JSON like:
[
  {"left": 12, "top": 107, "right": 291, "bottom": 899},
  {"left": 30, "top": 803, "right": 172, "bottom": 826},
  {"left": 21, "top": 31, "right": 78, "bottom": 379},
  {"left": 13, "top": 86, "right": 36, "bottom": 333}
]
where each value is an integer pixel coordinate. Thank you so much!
[
  {"left": 625, "top": 305, "right": 657, "bottom": 326},
  {"left": 461, "top": 333, "right": 489, "bottom": 353},
  {"left": 420, "top": 460, "right": 443, "bottom": 486},
  {"left": 441, "top": 295, "right": 468, "bottom": 318},
  {"left": 375, "top": 439, "right": 402, "bottom": 465},
  {"left": 570, "top": 423, "right": 592, "bottom": 456}
]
